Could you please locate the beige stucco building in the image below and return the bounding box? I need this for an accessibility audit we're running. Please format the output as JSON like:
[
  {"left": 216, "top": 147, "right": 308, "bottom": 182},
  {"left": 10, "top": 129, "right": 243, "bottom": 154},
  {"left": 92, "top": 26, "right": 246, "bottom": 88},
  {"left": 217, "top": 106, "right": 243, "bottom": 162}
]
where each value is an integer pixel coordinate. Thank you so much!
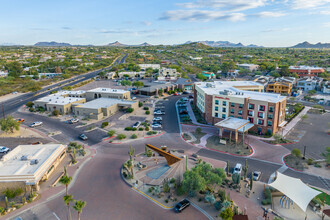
[
  {"left": 73, "top": 98, "right": 138, "bottom": 120},
  {"left": 34, "top": 94, "right": 86, "bottom": 114},
  {"left": 0, "top": 144, "right": 66, "bottom": 191},
  {"left": 85, "top": 88, "right": 131, "bottom": 101}
]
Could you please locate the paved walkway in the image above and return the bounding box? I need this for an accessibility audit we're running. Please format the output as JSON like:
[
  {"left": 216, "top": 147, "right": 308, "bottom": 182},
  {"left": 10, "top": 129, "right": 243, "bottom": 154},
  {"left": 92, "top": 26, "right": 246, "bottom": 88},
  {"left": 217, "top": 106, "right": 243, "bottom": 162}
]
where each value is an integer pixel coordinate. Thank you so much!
[
  {"left": 186, "top": 101, "right": 213, "bottom": 127},
  {"left": 197, "top": 133, "right": 213, "bottom": 148}
]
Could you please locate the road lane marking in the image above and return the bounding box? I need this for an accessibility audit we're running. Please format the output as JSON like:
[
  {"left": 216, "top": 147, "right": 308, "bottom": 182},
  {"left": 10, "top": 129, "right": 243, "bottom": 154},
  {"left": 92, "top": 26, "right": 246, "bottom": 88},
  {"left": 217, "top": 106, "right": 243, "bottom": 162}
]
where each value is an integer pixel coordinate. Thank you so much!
[
  {"left": 53, "top": 212, "right": 61, "bottom": 220},
  {"left": 132, "top": 187, "right": 173, "bottom": 209}
]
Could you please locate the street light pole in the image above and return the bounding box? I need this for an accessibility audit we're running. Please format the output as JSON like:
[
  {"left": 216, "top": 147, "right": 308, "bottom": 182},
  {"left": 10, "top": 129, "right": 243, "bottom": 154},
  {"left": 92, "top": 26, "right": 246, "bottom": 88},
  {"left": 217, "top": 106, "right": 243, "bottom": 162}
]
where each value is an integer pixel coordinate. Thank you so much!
[{"left": 303, "top": 146, "right": 307, "bottom": 160}]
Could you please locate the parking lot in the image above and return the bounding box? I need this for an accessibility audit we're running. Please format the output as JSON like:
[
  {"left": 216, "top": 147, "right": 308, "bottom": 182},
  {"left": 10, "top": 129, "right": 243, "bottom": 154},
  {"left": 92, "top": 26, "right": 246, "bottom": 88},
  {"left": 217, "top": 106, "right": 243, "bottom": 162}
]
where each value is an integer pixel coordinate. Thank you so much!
[{"left": 284, "top": 111, "right": 329, "bottom": 160}]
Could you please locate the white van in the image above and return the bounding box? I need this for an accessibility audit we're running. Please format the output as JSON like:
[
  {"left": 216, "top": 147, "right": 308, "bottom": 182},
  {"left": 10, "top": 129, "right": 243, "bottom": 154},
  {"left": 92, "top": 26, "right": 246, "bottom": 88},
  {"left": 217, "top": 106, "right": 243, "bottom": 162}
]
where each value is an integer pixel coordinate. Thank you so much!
[{"left": 233, "top": 163, "right": 242, "bottom": 175}]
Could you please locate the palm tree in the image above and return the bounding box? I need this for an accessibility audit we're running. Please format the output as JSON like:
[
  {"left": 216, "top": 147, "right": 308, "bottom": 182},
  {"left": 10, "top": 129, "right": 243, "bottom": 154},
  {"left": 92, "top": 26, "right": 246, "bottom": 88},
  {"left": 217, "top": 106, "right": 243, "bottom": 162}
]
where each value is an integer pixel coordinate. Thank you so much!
[
  {"left": 73, "top": 200, "right": 87, "bottom": 220},
  {"left": 63, "top": 194, "right": 74, "bottom": 220},
  {"left": 59, "top": 175, "right": 72, "bottom": 196}
]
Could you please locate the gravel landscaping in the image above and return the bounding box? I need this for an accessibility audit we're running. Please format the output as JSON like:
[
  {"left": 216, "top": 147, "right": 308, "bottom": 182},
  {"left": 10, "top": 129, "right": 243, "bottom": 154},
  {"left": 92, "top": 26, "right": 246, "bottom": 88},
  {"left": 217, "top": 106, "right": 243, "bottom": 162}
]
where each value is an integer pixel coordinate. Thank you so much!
[{"left": 206, "top": 135, "right": 252, "bottom": 155}]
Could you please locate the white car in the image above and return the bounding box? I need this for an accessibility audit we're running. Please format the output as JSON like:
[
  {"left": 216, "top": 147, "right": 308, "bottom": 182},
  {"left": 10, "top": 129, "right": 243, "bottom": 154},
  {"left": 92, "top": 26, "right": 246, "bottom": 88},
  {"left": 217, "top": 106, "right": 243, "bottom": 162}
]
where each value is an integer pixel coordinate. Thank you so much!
[
  {"left": 151, "top": 124, "right": 162, "bottom": 128},
  {"left": 154, "top": 111, "right": 165, "bottom": 115},
  {"left": 233, "top": 163, "right": 242, "bottom": 175},
  {"left": 0, "top": 146, "right": 10, "bottom": 154},
  {"left": 132, "top": 121, "right": 141, "bottom": 128},
  {"left": 29, "top": 121, "right": 43, "bottom": 127},
  {"left": 68, "top": 118, "right": 79, "bottom": 124},
  {"left": 153, "top": 117, "right": 163, "bottom": 121}
]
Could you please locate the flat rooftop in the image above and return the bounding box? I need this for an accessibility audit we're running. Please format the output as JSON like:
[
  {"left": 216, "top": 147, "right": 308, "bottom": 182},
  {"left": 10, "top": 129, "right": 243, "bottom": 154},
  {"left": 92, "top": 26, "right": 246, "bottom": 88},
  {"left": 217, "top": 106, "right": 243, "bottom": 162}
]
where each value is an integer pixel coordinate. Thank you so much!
[
  {"left": 87, "top": 88, "right": 128, "bottom": 94},
  {"left": 57, "top": 90, "right": 86, "bottom": 96},
  {"left": 215, "top": 118, "right": 254, "bottom": 132},
  {"left": 195, "top": 81, "right": 286, "bottom": 103},
  {"left": 35, "top": 94, "right": 85, "bottom": 105},
  {"left": 0, "top": 144, "right": 65, "bottom": 183},
  {"left": 75, "top": 98, "right": 136, "bottom": 109},
  {"left": 289, "top": 65, "right": 324, "bottom": 70}
]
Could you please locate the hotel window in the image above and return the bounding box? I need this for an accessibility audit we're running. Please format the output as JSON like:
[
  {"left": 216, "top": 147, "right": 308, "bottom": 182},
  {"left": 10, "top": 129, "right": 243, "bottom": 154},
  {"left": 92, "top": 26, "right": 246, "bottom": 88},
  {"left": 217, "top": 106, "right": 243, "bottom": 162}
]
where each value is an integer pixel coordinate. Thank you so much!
[
  {"left": 215, "top": 113, "right": 219, "bottom": 118},
  {"left": 248, "top": 104, "right": 254, "bottom": 110},
  {"left": 248, "top": 117, "right": 254, "bottom": 123},
  {"left": 222, "top": 108, "right": 226, "bottom": 113},
  {"left": 222, "top": 114, "right": 226, "bottom": 119},
  {"left": 238, "top": 110, "right": 243, "bottom": 115},
  {"left": 258, "top": 119, "right": 264, "bottom": 125},
  {"left": 230, "top": 108, "right": 235, "bottom": 114},
  {"left": 239, "top": 104, "right": 243, "bottom": 108},
  {"left": 238, "top": 116, "right": 242, "bottom": 119},
  {"left": 230, "top": 115, "right": 234, "bottom": 118},
  {"left": 269, "top": 106, "right": 274, "bottom": 112},
  {"left": 268, "top": 114, "right": 273, "bottom": 119},
  {"left": 248, "top": 110, "right": 253, "bottom": 116},
  {"left": 258, "top": 112, "right": 264, "bottom": 118},
  {"left": 215, "top": 100, "right": 219, "bottom": 105},
  {"left": 231, "top": 103, "right": 235, "bottom": 107},
  {"left": 268, "top": 121, "right": 272, "bottom": 126},
  {"left": 223, "top": 101, "right": 227, "bottom": 106},
  {"left": 215, "top": 106, "right": 219, "bottom": 111},
  {"left": 259, "top": 105, "right": 265, "bottom": 111}
]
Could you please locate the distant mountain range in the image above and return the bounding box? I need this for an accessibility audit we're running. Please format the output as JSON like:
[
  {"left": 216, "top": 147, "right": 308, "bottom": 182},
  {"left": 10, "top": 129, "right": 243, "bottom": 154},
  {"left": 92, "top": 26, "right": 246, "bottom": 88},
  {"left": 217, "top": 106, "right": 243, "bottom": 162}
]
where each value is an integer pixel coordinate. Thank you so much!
[
  {"left": 291, "top": 41, "right": 330, "bottom": 49},
  {"left": 184, "top": 41, "right": 263, "bottom": 48},
  {"left": 1, "top": 40, "right": 328, "bottom": 48},
  {"left": 107, "top": 41, "right": 152, "bottom": 47},
  {"left": 34, "top": 41, "right": 72, "bottom": 47}
]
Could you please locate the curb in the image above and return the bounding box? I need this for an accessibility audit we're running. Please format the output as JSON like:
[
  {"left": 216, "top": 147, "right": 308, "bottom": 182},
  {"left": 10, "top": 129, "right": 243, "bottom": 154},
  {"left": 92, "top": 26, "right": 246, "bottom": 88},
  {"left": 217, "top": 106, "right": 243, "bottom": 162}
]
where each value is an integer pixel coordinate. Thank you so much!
[
  {"left": 181, "top": 123, "right": 213, "bottom": 128},
  {"left": 144, "top": 132, "right": 165, "bottom": 139},
  {"left": 103, "top": 136, "right": 116, "bottom": 141},
  {"left": 282, "top": 153, "right": 304, "bottom": 172},
  {"left": 132, "top": 187, "right": 174, "bottom": 209}
]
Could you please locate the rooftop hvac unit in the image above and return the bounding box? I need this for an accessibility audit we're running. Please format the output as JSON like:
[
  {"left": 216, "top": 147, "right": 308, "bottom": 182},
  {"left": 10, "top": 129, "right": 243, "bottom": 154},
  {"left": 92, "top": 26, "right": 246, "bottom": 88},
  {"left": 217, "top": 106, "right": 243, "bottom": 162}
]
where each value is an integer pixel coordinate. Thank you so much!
[
  {"left": 21, "top": 155, "right": 29, "bottom": 161},
  {"left": 30, "top": 159, "right": 39, "bottom": 165}
]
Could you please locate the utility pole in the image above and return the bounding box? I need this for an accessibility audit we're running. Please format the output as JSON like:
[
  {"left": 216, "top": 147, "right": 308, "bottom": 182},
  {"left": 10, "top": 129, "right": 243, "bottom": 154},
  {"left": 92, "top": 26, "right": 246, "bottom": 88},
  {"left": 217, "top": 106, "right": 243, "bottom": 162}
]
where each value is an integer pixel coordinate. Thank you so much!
[
  {"left": 303, "top": 146, "right": 307, "bottom": 160},
  {"left": 1, "top": 103, "right": 5, "bottom": 119}
]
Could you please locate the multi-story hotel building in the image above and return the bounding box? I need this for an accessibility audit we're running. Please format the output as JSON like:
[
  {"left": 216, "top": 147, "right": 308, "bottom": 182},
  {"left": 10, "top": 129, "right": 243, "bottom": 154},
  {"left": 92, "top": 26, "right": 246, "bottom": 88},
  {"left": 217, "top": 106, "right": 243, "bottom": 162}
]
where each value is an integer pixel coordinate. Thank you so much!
[{"left": 193, "top": 81, "right": 287, "bottom": 134}]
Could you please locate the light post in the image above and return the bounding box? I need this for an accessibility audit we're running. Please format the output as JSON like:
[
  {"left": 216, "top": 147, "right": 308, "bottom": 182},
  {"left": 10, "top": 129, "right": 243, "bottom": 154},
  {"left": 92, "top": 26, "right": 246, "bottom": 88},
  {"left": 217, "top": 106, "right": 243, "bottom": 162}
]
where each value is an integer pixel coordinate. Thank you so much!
[{"left": 303, "top": 146, "right": 307, "bottom": 160}]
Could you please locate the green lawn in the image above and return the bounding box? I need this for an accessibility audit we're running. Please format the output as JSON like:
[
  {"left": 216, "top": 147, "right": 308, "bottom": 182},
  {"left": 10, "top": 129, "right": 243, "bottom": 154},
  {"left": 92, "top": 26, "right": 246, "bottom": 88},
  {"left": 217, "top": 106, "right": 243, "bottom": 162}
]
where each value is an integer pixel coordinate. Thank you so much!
[{"left": 312, "top": 187, "right": 330, "bottom": 205}]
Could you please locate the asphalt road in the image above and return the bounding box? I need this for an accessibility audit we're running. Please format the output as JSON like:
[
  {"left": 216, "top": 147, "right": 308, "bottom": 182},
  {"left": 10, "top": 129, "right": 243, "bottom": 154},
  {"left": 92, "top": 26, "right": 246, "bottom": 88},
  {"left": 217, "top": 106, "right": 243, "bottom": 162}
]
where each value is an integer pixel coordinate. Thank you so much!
[{"left": 1, "top": 54, "right": 128, "bottom": 117}]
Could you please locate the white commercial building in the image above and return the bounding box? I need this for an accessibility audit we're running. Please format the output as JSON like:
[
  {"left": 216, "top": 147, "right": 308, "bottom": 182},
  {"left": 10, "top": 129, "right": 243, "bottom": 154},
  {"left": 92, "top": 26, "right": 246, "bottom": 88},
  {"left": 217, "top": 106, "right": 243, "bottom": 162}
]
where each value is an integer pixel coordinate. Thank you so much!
[
  {"left": 85, "top": 88, "right": 131, "bottom": 101},
  {"left": 0, "top": 144, "right": 66, "bottom": 191},
  {"left": 237, "top": 64, "right": 259, "bottom": 72},
  {"left": 296, "top": 77, "right": 323, "bottom": 91},
  {"left": 138, "top": 64, "right": 160, "bottom": 71},
  {"left": 159, "top": 67, "right": 180, "bottom": 79}
]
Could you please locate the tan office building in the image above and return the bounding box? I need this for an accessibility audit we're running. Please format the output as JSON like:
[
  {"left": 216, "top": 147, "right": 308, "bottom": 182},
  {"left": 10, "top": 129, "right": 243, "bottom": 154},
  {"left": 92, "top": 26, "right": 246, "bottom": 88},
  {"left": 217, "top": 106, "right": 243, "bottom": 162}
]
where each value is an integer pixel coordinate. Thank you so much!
[
  {"left": 73, "top": 98, "right": 138, "bottom": 120},
  {"left": 85, "top": 88, "right": 131, "bottom": 101},
  {"left": 266, "top": 82, "right": 292, "bottom": 94}
]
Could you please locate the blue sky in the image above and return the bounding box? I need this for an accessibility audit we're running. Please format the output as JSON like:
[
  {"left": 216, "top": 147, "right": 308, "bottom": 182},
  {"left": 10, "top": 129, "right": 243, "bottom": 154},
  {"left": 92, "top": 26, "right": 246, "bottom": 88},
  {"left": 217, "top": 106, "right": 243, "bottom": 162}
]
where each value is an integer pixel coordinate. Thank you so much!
[{"left": 0, "top": 0, "right": 329, "bottom": 46}]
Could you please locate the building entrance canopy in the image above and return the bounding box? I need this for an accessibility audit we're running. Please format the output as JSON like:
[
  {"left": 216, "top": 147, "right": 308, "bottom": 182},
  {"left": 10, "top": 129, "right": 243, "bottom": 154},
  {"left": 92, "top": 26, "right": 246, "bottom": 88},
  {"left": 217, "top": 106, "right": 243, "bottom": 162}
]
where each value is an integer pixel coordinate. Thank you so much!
[
  {"left": 269, "top": 172, "right": 321, "bottom": 212},
  {"left": 215, "top": 118, "right": 254, "bottom": 133}
]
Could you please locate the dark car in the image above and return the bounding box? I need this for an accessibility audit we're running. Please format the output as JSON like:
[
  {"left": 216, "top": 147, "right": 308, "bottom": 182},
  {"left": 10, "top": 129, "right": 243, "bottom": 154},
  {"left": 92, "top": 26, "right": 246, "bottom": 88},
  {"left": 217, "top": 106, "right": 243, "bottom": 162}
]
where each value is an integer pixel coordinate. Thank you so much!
[
  {"left": 79, "top": 134, "right": 88, "bottom": 141},
  {"left": 183, "top": 91, "right": 190, "bottom": 94},
  {"left": 189, "top": 95, "right": 194, "bottom": 99},
  {"left": 174, "top": 199, "right": 190, "bottom": 213}
]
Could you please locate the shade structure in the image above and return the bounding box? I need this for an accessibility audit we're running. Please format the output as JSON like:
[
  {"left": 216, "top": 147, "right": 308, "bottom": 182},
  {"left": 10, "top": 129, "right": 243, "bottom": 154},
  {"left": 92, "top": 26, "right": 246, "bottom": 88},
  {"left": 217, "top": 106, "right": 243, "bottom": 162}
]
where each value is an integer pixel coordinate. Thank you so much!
[{"left": 268, "top": 172, "right": 322, "bottom": 212}]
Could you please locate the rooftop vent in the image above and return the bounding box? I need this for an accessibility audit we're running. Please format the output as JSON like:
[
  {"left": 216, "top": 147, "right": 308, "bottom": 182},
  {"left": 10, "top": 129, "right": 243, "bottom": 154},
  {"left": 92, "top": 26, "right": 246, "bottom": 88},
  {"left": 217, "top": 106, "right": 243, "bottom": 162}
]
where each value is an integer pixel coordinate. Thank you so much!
[
  {"left": 30, "top": 159, "right": 39, "bottom": 165},
  {"left": 206, "top": 83, "right": 215, "bottom": 88},
  {"left": 21, "top": 155, "right": 29, "bottom": 161}
]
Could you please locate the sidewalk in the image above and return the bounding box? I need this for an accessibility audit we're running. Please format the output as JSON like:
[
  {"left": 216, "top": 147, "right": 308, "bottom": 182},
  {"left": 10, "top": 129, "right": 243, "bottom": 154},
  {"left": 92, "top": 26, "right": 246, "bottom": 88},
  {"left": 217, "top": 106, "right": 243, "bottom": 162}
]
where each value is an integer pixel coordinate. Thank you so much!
[{"left": 186, "top": 101, "right": 213, "bottom": 127}]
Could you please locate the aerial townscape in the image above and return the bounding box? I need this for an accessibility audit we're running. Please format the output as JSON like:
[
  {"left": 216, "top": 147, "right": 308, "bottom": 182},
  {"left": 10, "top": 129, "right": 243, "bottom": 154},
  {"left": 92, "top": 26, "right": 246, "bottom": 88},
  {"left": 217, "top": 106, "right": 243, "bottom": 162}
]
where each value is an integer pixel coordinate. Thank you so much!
[{"left": 0, "top": 1, "right": 329, "bottom": 220}]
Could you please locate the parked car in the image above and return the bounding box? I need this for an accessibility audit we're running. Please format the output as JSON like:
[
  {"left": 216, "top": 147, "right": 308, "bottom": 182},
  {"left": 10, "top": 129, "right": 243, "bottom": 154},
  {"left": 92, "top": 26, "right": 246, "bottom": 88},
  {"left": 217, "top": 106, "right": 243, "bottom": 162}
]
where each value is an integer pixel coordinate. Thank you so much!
[
  {"left": 183, "top": 91, "right": 190, "bottom": 94},
  {"left": 151, "top": 124, "right": 162, "bottom": 128},
  {"left": 0, "top": 146, "right": 10, "bottom": 154},
  {"left": 16, "top": 118, "right": 25, "bottom": 123},
  {"left": 79, "top": 134, "right": 88, "bottom": 141},
  {"left": 233, "top": 163, "right": 242, "bottom": 175},
  {"left": 68, "top": 118, "right": 79, "bottom": 124},
  {"left": 174, "top": 199, "right": 190, "bottom": 213},
  {"left": 132, "top": 97, "right": 137, "bottom": 100},
  {"left": 252, "top": 171, "right": 262, "bottom": 181},
  {"left": 132, "top": 121, "right": 141, "bottom": 128},
  {"left": 174, "top": 93, "right": 179, "bottom": 96},
  {"left": 189, "top": 95, "right": 194, "bottom": 99},
  {"left": 153, "top": 117, "right": 163, "bottom": 121},
  {"left": 152, "top": 121, "right": 162, "bottom": 125},
  {"left": 154, "top": 110, "right": 165, "bottom": 115},
  {"left": 181, "top": 97, "right": 189, "bottom": 102},
  {"left": 179, "top": 110, "right": 188, "bottom": 115},
  {"left": 29, "top": 121, "right": 43, "bottom": 127}
]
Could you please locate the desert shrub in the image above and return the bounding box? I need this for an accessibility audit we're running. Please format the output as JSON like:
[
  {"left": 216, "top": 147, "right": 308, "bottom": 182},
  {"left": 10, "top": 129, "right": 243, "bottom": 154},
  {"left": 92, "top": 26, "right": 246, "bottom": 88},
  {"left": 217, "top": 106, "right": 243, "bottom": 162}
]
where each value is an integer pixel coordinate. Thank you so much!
[
  {"left": 165, "top": 199, "right": 169, "bottom": 203},
  {"left": 26, "top": 101, "right": 34, "bottom": 107},
  {"left": 101, "top": 122, "right": 109, "bottom": 128},
  {"left": 291, "top": 148, "right": 301, "bottom": 158},
  {"left": 145, "top": 126, "right": 150, "bottom": 131},
  {"left": 307, "top": 158, "right": 314, "bottom": 165},
  {"left": 262, "top": 188, "right": 272, "bottom": 205},
  {"left": 145, "top": 110, "right": 150, "bottom": 115},
  {"left": 127, "top": 107, "right": 134, "bottom": 113},
  {"left": 125, "top": 127, "right": 132, "bottom": 131},
  {"left": 195, "top": 127, "right": 202, "bottom": 133},
  {"left": 138, "top": 127, "right": 144, "bottom": 131},
  {"left": 131, "top": 134, "right": 137, "bottom": 139},
  {"left": 205, "top": 194, "right": 216, "bottom": 204},
  {"left": 214, "top": 201, "right": 222, "bottom": 210},
  {"left": 138, "top": 102, "right": 143, "bottom": 107},
  {"left": 108, "top": 130, "right": 115, "bottom": 137},
  {"left": 232, "top": 173, "right": 240, "bottom": 185},
  {"left": 117, "top": 134, "right": 126, "bottom": 140},
  {"left": 146, "top": 150, "right": 153, "bottom": 157},
  {"left": 132, "top": 128, "right": 137, "bottom": 131},
  {"left": 147, "top": 131, "right": 153, "bottom": 135},
  {"left": 176, "top": 186, "right": 185, "bottom": 196},
  {"left": 2, "top": 188, "right": 23, "bottom": 199},
  {"left": 170, "top": 178, "right": 176, "bottom": 184},
  {"left": 218, "top": 189, "right": 226, "bottom": 202},
  {"left": 52, "top": 109, "right": 60, "bottom": 116},
  {"left": 143, "top": 107, "right": 149, "bottom": 110}
]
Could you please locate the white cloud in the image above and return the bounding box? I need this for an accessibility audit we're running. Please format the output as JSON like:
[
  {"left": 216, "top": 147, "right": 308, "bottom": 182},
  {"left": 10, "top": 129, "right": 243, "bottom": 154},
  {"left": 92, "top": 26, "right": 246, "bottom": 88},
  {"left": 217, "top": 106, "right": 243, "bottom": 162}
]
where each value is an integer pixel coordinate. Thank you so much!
[
  {"left": 290, "top": 0, "right": 330, "bottom": 9},
  {"left": 323, "top": 22, "right": 330, "bottom": 27},
  {"left": 160, "top": 10, "right": 246, "bottom": 21},
  {"left": 142, "top": 21, "right": 152, "bottom": 26},
  {"left": 177, "top": 0, "right": 267, "bottom": 12},
  {"left": 261, "top": 27, "right": 291, "bottom": 32},
  {"left": 256, "top": 11, "right": 286, "bottom": 17}
]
